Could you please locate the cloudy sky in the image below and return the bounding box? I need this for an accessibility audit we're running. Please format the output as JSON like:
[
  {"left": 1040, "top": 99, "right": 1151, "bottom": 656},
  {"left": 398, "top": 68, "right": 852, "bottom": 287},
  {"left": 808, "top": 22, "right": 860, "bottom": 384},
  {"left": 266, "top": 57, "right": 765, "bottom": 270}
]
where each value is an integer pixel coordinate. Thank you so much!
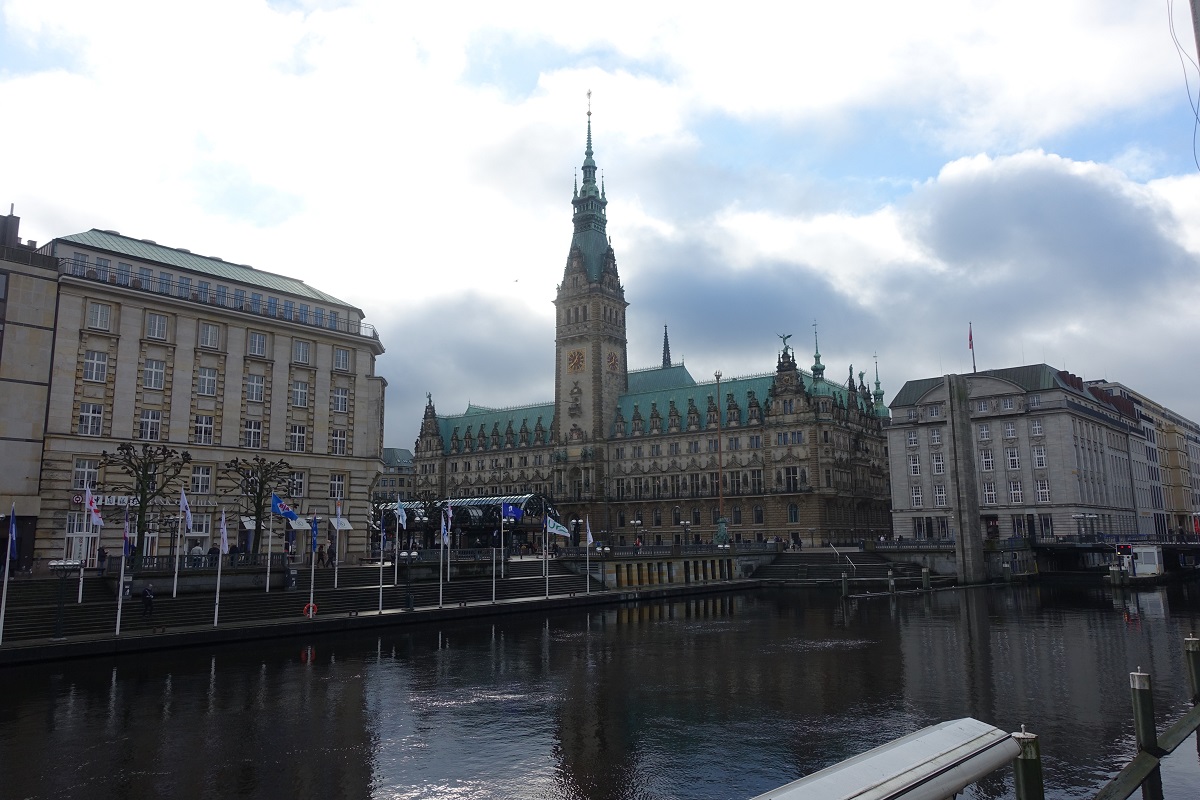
[{"left": 5, "top": 0, "right": 1200, "bottom": 448}]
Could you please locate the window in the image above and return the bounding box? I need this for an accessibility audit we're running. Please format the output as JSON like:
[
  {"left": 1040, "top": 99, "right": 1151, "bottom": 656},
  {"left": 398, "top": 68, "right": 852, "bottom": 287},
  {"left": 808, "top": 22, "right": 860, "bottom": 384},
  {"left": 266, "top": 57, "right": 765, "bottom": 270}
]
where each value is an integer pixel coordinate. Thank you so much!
[
  {"left": 78, "top": 402, "right": 103, "bottom": 436},
  {"left": 146, "top": 312, "right": 167, "bottom": 340},
  {"left": 283, "top": 300, "right": 294, "bottom": 320},
  {"left": 87, "top": 302, "right": 111, "bottom": 330},
  {"left": 191, "top": 465, "right": 212, "bottom": 495},
  {"left": 267, "top": 297, "right": 278, "bottom": 316},
  {"left": 930, "top": 428, "right": 942, "bottom": 445},
  {"left": 83, "top": 351, "right": 108, "bottom": 383},
  {"left": 980, "top": 449, "right": 994, "bottom": 471},
  {"left": 194, "top": 415, "right": 214, "bottom": 445},
  {"left": 248, "top": 331, "right": 267, "bottom": 357},
  {"left": 932, "top": 484, "right": 947, "bottom": 507},
  {"left": 933, "top": 452, "right": 945, "bottom": 475},
  {"left": 749, "top": 434, "right": 762, "bottom": 448},
  {"left": 116, "top": 262, "right": 131, "bottom": 286},
  {"left": 289, "top": 471, "right": 306, "bottom": 497},
  {"left": 907, "top": 430, "right": 918, "bottom": 446},
  {"left": 329, "top": 473, "right": 345, "bottom": 499},
  {"left": 143, "top": 359, "right": 165, "bottom": 390},
  {"left": 911, "top": 486, "right": 923, "bottom": 508},
  {"left": 978, "top": 423, "right": 990, "bottom": 441},
  {"left": 928, "top": 404, "right": 941, "bottom": 418},
  {"left": 331, "top": 429, "right": 347, "bottom": 455},
  {"left": 243, "top": 420, "right": 262, "bottom": 448},
  {"left": 177, "top": 276, "right": 191, "bottom": 299},
  {"left": 215, "top": 285, "right": 228, "bottom": 306},
  {"left": 1009, "top": 481, "right": 1023, "bottom": 503},
  {"left": 977, "top": 400, "right": 989, "bottom": 412},
  {"left": 291, "top": 380, "right": 309, "bottom": 408},
  {"left": 907, "top": 408, "right": 919, "bottom": 421},
  {"left": 158, "top": 272, "right": 172, "bottom": 294},
  {"left": 196, "top": 367, "right": 218, "bottom": 396},
  {"left": 139, "top": 409, "right": 161, "bottom": 440},
  {"left": 1028, "top": 394, "right": 1042, "bottom": 408},
  {"left": 1036, "top": 479, "right": 1050, "bottom": 503},
  {"left": 753, "top": 505, "right": 764, "bottom": 524},
  {"left": 245, "top": 374, "right": 264, "bottom": 403},
  {"left": 327, "top": 310, "right": 338, "bottom": 330},
  {"left": 669, "top": 442, "right": 680, "bottom": 456},
  {"left": 728, "top": 437, "right": 740, "bottom": 451},
  {"left": 1033, "top": 445, "right": 1047, "bottom": 468},
  {"left": 250, "top": 293, "right": 262, "bottom": 313},
  {"left": 298, "top": 304, "right": 309, "bottom": 324},
  {"left": 982, "top": 482, "right": 997, "bottom": 505},
  {"left": 788, "top": 503, "right": 799, "bottom": 524},
  {"left": 1006, "top": 447, "right": 1020, "bottom": 469},
  {"left": 138, "top": 266, "right": 153, "bottom": 288},
  {"left": 197, "top": 281, "right": 210, "bottom": 301},
  {"left": 73, "top": 458, "right": 99, "bottom": 490},
  {"left": 1001, "top": 397, "right": 1015, "bottom": 410},
  {"left": 314, "top": 308, "right": 325, "bottom": 327},
  {"left": 199, "top": 323, "right": 219, "bottom": 349},
  {"left": 334, "top": 347, "right": 350, "bottom": 371},
  {"left": 909, "top": 454, "right": 921, "bottom": 476},
  {"left": 235, "top": 288, "right": 247, "bottom": 309},
  {"left": 1003, "top": 421, "right": 1016, "bottom": 439},
  {"left": 288, "top": 425, "right": 307, "bottom": 452},
  {"left": 292, "top": 340, "right": 310, "bottom": 364},
  {"left": 332, "top": 387, "right": 349, "bottom": 413},
  {"left": 1031, "top": 419, "right": 1043, "bottom": 436}
]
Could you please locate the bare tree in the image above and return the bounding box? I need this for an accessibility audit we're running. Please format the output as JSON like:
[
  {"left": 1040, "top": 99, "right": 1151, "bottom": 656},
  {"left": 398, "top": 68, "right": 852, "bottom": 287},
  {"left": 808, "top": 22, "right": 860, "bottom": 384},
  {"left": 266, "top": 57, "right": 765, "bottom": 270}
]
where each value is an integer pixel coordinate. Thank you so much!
[
  {"left": 99, "top": 443, "right": 192, "bottom": 555},
  {"left": 219, "top": 456, "right": 291, "bottom": 554}
]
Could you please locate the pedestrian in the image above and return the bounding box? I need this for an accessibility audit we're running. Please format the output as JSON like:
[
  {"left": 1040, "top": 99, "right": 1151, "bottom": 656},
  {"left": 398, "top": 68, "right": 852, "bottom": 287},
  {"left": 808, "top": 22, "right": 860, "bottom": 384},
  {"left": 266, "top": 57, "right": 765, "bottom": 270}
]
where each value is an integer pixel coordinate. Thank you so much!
[
  {"left": 141, "top": 583, "right": 155, "bottom": 617},
  {"left": 228, "top": 543, "right": 239, "bottom": 567},
  {"left": 97, "top": 546, "right": 108, "bottom": 577},
  {"left": 327, "top": 544, "right": 336, "bottom": 568},
  {"left": 317, "top": 544, "right": 325, "bottom": 567},
  {"left": 207, "top": 543, "right": 219, "bottom": 567}
]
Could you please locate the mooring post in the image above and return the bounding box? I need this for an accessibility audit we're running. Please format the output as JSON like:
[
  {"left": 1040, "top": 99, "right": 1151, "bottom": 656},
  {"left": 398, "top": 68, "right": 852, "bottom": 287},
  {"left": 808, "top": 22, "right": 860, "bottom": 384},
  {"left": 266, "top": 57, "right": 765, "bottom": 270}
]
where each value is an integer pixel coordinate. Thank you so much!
[
  {"left": 921, "top": 567, "right": 930, "bottom": 590},
  {"left": 1011, "top": 725, "right": 1044, "bottom": 800},
  {"left": 887, "top": 569, "right": 895, "bottom": 593},
  {"left": 841, "top": 572, "right": 849, "bottom": 598},
  {"left": 1185, "top": 635, "right": 1200, "bottom": 705},
  {"left": 1130, "top": 667, "right": 1159, "bottom": 753}
]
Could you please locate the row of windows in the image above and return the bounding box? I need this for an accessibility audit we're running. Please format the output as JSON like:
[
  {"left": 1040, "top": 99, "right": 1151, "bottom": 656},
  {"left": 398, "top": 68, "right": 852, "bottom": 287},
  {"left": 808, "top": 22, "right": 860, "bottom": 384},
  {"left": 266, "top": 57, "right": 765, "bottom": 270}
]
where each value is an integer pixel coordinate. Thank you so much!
[
  {"left": 84, "top": 302, "right": 352, "bottom": 369},
  {"left": 611, "top": 433, "right": 790, "bottom": 460},
  {"left": 906, "top": 419, "right": 1045, "bottom": 447},
  {"left": 909, "top": 479, "right": 1051, "bottom": 508},
  {"left": 71, "top": 459, "right": 347, "bottom": 500},
  {"left": 903, "top": 394, "right": 1043, "bottom": 422},
  {"left": 77, "top": 405, "right": 350, "bottom": 453},
  {"left": 73, "top": 255, "right": 347, "bottom": 332}
]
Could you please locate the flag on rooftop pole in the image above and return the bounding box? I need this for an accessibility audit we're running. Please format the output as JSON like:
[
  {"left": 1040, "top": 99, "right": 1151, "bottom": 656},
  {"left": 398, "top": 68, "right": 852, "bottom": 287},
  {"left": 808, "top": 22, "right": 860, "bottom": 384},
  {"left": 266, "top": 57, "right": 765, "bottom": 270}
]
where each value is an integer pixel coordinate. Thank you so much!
[
  {"left": 0, "top": 503, "right": 15, "bottom": 645},
  {"left": 969, "top": 322, "right": 977, "bottom": 373}
]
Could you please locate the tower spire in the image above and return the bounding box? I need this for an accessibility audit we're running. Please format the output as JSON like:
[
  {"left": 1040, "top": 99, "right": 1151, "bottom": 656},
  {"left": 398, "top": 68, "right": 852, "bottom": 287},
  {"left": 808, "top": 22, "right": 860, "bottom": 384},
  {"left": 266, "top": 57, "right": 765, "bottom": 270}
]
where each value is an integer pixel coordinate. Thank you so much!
[
  {"left": 566, "top": 90, "right": 610, "bottom": 282},
  {"left": 811, "top": 321, "right": 825, "bottom": 379},
  {"left": 662, "top": 325, "right": 672, "bottom": 368}
]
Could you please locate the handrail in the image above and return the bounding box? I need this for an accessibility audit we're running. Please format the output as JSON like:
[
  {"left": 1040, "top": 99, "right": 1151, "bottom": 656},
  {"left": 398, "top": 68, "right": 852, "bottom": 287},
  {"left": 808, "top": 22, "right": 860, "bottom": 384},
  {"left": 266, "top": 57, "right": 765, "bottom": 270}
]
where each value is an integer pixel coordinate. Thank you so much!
[{"left": 828, "top": 543, "right": 857, "bottom": 574}]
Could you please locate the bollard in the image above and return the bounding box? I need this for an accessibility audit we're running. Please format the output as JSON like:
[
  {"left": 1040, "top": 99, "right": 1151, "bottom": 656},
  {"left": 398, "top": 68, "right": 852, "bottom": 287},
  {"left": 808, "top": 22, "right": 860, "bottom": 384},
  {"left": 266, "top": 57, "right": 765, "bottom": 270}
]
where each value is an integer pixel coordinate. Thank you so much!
[
  {"left": 921, "top": 567, "right": 930, "bottom": 590},
  {"left": 1011, "top": 726, "right": 1044, "bottom": 800},
  {"left": 841, "top": 572, "right": 849, "bottom": 598},
  {"left": 1186, "top": 635, "right": 1200, "bottom": 705},
  {"left": 1109, "top": 564, "right": 1121, "bottom": 586},
  {"left": 887, "top": 569, "right": 895, "bottom": 593},
  {"left": 1130, "top": 667, "right": 1160, "bottom": 754}
]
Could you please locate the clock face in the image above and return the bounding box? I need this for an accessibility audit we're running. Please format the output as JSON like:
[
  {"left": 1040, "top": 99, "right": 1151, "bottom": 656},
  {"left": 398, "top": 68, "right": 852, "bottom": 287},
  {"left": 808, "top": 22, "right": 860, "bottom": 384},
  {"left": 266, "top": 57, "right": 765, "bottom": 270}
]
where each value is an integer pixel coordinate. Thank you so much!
[
  {"left": 607, "top": 351, "right": 620, "bottom": 372},
  {"left": 567, "top": 349, "right": 585, "bottom": 373}
]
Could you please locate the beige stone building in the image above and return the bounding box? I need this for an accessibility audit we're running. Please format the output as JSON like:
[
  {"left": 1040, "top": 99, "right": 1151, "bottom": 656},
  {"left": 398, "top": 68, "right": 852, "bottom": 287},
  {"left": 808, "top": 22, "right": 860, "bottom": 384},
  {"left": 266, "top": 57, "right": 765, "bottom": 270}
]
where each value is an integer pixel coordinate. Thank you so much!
[
  {"left": 26, "top": 227, "right": 386, "bottom": 565},
  {"left": 412, "top": 117, "right": 892, "bottom": 546}
]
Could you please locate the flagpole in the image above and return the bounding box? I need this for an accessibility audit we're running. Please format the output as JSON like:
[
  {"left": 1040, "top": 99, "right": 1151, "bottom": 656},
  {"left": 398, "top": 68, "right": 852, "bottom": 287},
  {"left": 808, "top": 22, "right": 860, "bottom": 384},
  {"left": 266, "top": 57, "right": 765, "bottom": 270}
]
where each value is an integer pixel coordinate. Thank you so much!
[
  {"left": 491, "top": 546, "right": 496, "bottom": 604},
  {"left": 333, "top": 500, "right": 341, "bottom": 590},
  {"left": 378, "top": 523, "right": 384, "bottom": 615},
  {"left": 114, "top": 551, "right": 126, "bottom": 636},
  {"left": 586, "top": 518, "right": 591, "bottom": 596},
  {"left": 0, "top": 509, "right": 12, "bottom": 646},
  {"left": 393, "top": 508, "right": 400, "bottom": 587},
  {"left": 544, "top": 520, "right": 549, "bottom": 599},
  {"left": 266, "top": 516, "right": 273, "bottom": 594},
  {"left": 214, "top": 544, "right": 223, "bottom": 627},
  {"left": 500, "top": 514, "right": 506, "bottom": 579},
  {"left": 172, "top": 513, "right": 182, "bottom": 598},
  {"left": 438, "top": 534, "right": 444, "bottom": 608},
  {"left": 308, "top": 516, "right": 317, "bottom": 615}
]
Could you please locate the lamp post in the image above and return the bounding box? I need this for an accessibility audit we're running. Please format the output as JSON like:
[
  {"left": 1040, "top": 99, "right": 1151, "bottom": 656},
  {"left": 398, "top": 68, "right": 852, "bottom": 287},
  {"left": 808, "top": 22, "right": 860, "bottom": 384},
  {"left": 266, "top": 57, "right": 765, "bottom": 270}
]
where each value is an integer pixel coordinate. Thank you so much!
[
  {"left": 399, "top": 546, "right": 416, "bottom": 611},
  {"left": 631, "top": 518, "right": 643, "bottom": 551},
  {"left": 571, "top": 518, "right": 583, "bottom": 548},
  {"left": 50, "top": 559, "right": 80, "bottom": 639},
  {"left": 1072, "top": 513, "right": 1099, "bottom": 542}
]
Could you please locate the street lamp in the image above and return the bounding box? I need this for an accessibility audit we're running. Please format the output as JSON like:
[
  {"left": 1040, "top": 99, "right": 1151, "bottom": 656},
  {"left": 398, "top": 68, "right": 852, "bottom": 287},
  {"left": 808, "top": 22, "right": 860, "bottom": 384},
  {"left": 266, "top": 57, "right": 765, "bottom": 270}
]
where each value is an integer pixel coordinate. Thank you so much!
[
  {"left": 599, "top": 542, "right": 611, "bottom": 591},
  {"left": 398, "top": 545, "right": 417, "bottom": 611},
  {"left": 1071, "top": 513, "right": 1099, "bottom": 542},
  {"left": 571, "top": 518, "right": 583, "bottom": 548},
  {"left": 49, "top": 558, "right": 81, "bottom": 639}
]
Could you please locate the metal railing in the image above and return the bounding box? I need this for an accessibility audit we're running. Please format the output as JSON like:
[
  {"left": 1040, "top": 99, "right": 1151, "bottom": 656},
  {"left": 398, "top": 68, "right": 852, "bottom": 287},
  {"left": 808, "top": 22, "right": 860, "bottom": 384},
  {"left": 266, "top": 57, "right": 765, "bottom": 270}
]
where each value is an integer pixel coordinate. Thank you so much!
[{"left": 875, "top": 538, "right": 957, "bottom": 550}]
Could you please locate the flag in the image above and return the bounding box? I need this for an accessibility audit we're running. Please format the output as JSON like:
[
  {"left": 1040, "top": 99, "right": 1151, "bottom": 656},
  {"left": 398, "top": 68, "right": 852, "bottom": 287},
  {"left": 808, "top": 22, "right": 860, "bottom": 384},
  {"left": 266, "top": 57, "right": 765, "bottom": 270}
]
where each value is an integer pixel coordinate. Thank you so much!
[
  {"left": 220, "top": 510, "right": 229, "bottom": 554},
  {"left": 84, "top": 487, "right": 105, "bottom": 528},
  {"left": 179, "top": 489, "right": 193, "bottom": 531},
  {"left": 396, "top": 507, "right": 407, "bottom": 530},
  {"left": 310, "top": 515, "right": 319, "bottom": 552},
  {"left": 585, "top": 516, "right": 594, "bottom": 546},
  {"left": 271, "top": 494, "right": 299, "bottom": 521},
  {"left": 440, "top": 506, "right": 450, "bottom": 547},
  {"left": 8, "top": 502, "right": 16, "bottom": 561},
  {"left": 968, "top": 322, "right": 973, "bottom": 351},
  {"left": 546, "top": 517, "right": 571, "bottom": 538},
  {"left": 122, "top": 504, "right": 132, "bottom": 557},
  {"left": 501, "top": 503, "right": 524, "bottom": 521}
]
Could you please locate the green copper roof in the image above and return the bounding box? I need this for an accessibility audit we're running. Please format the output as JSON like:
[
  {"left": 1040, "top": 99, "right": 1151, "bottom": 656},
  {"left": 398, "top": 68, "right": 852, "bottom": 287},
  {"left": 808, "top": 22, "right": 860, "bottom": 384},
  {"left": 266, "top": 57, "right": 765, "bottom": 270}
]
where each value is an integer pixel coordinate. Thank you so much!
[
  {"left": 568, "top": 112, "right": 611, "bottom": 282},
  {"left": 889, "top": 364, "right": 1078, "bottom": 408},
  {"left": 627, "top": 364, "right": 697, "bottom": 393},
  {"left": 56, "top": 229, "right": 354, "bottom": 308},
  {"left": 436, "top": 401, "right": 555, "bottom": 453}
]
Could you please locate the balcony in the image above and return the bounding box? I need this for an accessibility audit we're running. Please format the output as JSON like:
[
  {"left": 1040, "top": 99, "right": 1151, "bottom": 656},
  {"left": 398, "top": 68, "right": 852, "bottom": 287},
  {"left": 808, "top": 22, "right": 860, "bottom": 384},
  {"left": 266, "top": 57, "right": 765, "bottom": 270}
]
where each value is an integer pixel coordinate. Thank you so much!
[{"left": 61, "top": 260, "right": 379, "bottom": 340}]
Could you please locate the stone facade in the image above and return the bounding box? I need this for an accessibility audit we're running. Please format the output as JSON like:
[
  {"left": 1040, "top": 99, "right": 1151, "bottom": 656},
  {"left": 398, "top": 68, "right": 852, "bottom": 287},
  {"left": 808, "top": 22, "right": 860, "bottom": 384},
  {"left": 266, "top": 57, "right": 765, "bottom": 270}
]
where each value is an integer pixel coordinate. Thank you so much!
[
  {"left": 31, "top": 229, "right": 386, "bottom": 565},
  {"left": 412, "top": 117, "right": 892, "bottom": 546}
]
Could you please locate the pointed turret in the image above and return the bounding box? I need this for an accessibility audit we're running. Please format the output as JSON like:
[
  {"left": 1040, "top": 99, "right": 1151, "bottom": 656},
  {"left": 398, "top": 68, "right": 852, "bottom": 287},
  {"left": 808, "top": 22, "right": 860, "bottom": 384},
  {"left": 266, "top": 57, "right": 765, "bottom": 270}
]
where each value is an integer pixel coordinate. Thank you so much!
[
  {"left": 662, "top": 325, "right": 671, "bottom": 368},
  {"left": 811, "top": 327, "right": 825, "bottom": 380},
  {"left": 873, "top": 359, "right": 887, "bottom": 415},
  {"left": 565, "top": 97, "right": 613, "bottom": 282}
]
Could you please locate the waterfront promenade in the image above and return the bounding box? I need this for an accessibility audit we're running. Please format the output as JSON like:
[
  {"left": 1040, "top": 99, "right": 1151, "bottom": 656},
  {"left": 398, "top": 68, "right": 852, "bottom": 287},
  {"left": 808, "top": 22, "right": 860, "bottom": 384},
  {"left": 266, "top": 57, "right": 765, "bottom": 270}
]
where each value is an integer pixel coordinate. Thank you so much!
[{"left": 0, "top": 555, "right": 748, "bottom": 667}]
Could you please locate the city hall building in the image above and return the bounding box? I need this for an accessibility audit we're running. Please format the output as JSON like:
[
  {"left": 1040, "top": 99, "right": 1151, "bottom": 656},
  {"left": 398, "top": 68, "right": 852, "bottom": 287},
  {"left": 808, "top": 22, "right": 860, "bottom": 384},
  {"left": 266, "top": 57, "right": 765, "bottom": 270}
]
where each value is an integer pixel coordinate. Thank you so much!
[{"left": 412, "top": 117, "right": 892, "bottom": 546}]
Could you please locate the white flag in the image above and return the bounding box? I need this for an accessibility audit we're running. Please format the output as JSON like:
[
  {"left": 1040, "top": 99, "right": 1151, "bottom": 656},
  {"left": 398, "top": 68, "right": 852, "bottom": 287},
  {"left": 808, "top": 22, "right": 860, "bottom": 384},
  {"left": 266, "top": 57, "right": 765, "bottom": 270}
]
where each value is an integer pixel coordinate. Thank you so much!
[
  {"left": 586, "top": 516, "right": 594, "bottom": 545},
  {"left": 546, "top": 517, "right": 571, "bottom": 538},
  {"left": 179, "top": 489, "right": 193, "bottom": 531},
  {"left": 84, "top": 486, "right": 105, "bottom": 528},
  {"left": 396, "top": 507, "right": 407, "bottom": 530},
  {"left": 219, "top": 510, "right": 229, "bottom": 554},
  {"left": 440, "top": 507, "right": 450, "bottom": 547}
]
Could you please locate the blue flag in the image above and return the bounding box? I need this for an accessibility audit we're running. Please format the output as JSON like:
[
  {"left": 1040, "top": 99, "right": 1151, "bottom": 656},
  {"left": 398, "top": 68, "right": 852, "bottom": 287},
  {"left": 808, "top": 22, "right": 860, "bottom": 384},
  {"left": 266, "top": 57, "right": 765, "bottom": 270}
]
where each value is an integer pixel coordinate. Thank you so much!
[
  {"left": 501, "top": 503, "right": 523, "bottom": 521},
  {"left": 310, "top": 516, "right": 319, "bottom": 553},
  {"left": 272, "top": 494, "right": 299, "bottom": 521}
]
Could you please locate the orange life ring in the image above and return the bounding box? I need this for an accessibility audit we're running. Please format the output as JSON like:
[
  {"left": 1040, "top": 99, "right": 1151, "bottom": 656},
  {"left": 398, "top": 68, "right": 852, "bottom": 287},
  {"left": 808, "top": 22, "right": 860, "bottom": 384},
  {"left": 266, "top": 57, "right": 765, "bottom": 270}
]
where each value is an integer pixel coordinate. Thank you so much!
[{"left": 303, "top": 602, "right": 318, "bottom": 618}]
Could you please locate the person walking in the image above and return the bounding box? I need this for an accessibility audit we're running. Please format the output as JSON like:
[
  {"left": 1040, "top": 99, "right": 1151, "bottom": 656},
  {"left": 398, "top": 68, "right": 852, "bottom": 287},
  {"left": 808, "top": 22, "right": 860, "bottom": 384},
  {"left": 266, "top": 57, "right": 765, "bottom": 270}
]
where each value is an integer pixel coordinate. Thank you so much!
[
  {"left": 97, "top": 546, "right": 108, "bottom": 577},
  {"left": 141, "top": 583, "right": 155, "bottom": 617},
  {"left": 317, "top": 544, "right": 326, "bottom": 567}
]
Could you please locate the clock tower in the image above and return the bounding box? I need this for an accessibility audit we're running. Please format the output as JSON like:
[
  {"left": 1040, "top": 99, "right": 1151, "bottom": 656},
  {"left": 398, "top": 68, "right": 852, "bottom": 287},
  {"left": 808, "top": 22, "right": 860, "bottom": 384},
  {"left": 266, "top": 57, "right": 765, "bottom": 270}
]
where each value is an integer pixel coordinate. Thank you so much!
[{"left": 553, "top": 103, "right": 628, "bottom": 502}]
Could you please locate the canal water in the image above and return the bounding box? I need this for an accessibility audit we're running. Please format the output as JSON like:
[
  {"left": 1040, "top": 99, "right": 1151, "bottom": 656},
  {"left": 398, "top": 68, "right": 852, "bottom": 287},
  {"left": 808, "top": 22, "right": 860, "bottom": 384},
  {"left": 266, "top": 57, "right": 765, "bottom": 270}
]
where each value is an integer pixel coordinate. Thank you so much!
[{"left": 3, "top": 584, "right": 1200, "bottom": 799}]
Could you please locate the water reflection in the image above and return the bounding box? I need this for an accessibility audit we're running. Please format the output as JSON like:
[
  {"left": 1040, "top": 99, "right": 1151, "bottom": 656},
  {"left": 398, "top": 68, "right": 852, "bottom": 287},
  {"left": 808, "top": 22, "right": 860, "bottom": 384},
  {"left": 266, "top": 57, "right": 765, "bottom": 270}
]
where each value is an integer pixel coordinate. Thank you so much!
[{"left": 1, "top": 585, "right": 1199, "bottom": 799}]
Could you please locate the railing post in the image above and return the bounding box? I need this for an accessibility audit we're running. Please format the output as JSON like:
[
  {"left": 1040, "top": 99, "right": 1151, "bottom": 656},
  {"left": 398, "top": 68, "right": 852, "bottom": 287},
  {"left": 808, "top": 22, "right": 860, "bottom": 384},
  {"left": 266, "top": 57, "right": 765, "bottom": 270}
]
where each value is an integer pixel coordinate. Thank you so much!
[
  {"left": 921, "top": 567, "right": 930, "bottom": 590},
  {"left": 1011, "top": 726, "right": 1044, "bottom": 800},
  {"left": 841, "top": 572, "right": 849, "bottom": 598},
  {"left": 1185, "top": 635, "right": 1200, "bottom": 704},
  {"left": 1130, "top": 667, "right": 1159, "bottom": 754},
  {"left": 887, "top": 569, "right": 895, "bottom": 593}
]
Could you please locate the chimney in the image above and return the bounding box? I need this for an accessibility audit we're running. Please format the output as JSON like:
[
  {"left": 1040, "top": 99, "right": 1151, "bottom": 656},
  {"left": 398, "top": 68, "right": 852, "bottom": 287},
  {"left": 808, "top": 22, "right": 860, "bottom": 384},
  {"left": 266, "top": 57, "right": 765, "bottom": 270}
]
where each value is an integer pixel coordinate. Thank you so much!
[{"left": 0, "top": 205, "right": 19, "bottom": 248}]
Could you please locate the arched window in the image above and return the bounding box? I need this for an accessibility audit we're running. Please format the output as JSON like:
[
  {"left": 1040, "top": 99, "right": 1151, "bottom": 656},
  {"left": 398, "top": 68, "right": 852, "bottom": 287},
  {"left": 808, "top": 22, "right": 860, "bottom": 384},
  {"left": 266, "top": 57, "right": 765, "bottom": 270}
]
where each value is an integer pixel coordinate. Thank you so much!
[
  {"left": 711, "top": 507, "right": 720, "bottom": 524},
  {"left": 732, "top": 505, "right": 742, "bottom": 524},
  {"left": 618, "top": 511, "right": 625, "bottom": 528},
  {"left": 672, "top": 507, "right": 682, "bottom": 525},
  {"left": 653, "top": 508, "right": 662, "bottom": 526},
  {"left": 788, "top": 503, "right": 799, "bottom": 524},
  {"left": 691, "top": 507, "right": 701, "bottom": 525},
  {"left": 753, "top": 505, "right": 764, "bottom": 524}
]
